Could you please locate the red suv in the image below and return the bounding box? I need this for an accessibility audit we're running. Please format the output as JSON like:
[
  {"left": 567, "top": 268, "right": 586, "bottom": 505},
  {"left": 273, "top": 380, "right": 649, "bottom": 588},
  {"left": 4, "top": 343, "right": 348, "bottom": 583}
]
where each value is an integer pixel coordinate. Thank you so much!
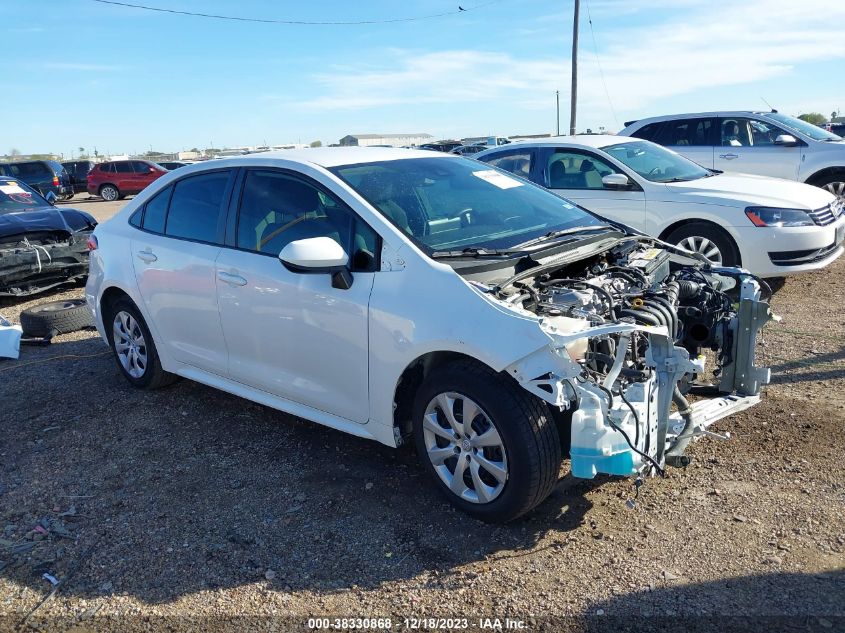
[{"left": 87, "top": 160, "right": 167, "bottom": 201}]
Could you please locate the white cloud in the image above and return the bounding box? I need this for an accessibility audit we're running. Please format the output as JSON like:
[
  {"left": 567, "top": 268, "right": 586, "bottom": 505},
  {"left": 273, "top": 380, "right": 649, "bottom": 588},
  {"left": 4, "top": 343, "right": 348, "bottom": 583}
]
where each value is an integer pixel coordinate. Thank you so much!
[{"left": 297, "top": 0, "right": 845, "bottom": 129}]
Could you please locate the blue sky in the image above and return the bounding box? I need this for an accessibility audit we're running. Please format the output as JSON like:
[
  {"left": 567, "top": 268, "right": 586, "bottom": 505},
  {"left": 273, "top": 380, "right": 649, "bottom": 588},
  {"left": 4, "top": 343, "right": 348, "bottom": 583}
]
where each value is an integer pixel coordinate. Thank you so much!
[{"left": 3, "top": 0, "right": 845, "bottom": 157}]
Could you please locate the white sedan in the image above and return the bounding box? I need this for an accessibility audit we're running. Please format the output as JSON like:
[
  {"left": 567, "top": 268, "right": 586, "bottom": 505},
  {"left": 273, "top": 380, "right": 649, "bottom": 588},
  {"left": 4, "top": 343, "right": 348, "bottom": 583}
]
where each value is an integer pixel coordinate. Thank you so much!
[
  {"left": 87, "top": 148, "right": 773, "bottom": 522},
  {"left": 476, "top": 136, "right": 845, "bottom": 277}
]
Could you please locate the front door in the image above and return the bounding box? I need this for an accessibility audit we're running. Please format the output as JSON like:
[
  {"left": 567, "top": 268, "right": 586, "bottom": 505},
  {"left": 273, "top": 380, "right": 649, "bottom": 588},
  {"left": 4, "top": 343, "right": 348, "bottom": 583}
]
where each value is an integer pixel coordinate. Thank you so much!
[
  {"left": 216, "top": 169, "right": 378, "bottom": 423},
  {"left": 714, "top": 117, "right": 802, "bottom": 180},
  {"left": 540, "top": 148, "right": 647, "bottom": 230}
]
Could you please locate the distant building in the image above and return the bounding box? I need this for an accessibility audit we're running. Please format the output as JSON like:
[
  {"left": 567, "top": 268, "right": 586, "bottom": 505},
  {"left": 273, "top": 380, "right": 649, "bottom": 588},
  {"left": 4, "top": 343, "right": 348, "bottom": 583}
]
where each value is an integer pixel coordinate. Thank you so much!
[{"left": 339, "top": 133, "right": 433, "bottom": 147}]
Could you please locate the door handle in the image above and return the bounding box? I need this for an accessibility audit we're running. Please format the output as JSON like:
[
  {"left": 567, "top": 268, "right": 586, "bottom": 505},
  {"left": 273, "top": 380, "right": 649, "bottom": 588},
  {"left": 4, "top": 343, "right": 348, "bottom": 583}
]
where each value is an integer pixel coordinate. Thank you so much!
[
  {"left": 136, "top": 250, "right": 157, "bottom": 263},
  {"left": 719, "top": 153, "right": 739, "bottom": 160},
  {"left": 217, "top": 271, "right": 247, "bottom": 286}
]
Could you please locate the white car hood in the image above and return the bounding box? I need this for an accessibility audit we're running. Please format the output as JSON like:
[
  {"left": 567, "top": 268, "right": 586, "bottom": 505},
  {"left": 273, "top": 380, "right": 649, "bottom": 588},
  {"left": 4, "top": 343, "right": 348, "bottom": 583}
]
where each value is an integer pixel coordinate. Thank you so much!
[{"left": 662, "top": 173, "right": 834, "bottom": 210}]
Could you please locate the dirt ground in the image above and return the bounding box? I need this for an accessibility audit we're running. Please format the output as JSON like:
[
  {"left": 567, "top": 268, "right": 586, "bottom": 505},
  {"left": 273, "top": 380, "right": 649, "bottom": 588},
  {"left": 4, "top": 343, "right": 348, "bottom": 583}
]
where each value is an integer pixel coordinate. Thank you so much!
[{"left": 0, "top": 199, "right": 843, "bottom": 631}]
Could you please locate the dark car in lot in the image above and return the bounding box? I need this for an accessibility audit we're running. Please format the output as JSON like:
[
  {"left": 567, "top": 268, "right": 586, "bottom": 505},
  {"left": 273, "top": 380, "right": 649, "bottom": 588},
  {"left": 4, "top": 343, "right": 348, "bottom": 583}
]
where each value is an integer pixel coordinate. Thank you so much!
[
  {"left": 0, "top": 176, "right": 96, "bottom": 296},
  {"left": 62, "top": 160, "right": 96, "bottom": 195},
  {"left": 449, "top": 145, "right": 488, "bottom": 156},
  {"left": 86, "top": 159, "right": 167, "bottom": 201},
  {"left": 157, "top": 160, "right": 193, "bottom": 170},
  {"left": 0, "top": 160, "right": 73, "bottom": 200}
]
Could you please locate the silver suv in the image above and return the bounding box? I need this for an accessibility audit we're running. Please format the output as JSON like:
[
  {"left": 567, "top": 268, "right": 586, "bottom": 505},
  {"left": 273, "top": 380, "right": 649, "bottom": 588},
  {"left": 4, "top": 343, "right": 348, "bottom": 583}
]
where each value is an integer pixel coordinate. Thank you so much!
[{"left": 620, "top": 111, "right": 845, "bottom": 200}]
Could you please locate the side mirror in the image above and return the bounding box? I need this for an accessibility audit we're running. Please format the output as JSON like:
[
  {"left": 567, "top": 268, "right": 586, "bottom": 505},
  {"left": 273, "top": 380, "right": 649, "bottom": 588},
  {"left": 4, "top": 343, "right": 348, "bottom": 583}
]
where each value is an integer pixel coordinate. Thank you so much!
[
  {"left": 44, "top": 191, "right": 58, "bottom": 205},
  {"left": 602, "top": 173, "right": 632, "bottom": 189},
  {"left": 279, "top": 236, "right": 353, "bottom": 289},
  {"left": 774, "top": 134, "right": 798, "bottom": 147}
]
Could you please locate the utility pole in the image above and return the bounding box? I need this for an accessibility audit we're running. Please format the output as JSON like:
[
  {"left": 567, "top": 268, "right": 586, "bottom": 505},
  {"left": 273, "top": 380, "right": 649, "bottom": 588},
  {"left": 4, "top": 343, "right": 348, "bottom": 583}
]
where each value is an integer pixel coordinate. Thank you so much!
[
  {"left": 569, "top": 0, "right": 580, "bottom": 135},
  {"left": 556, "top": 90, "right": 560, "bottom": 135}
]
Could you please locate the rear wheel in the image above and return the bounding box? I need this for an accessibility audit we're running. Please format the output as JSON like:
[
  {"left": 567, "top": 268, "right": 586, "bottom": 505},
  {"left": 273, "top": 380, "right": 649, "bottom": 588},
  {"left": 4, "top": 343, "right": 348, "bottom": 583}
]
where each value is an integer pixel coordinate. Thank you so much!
[
  {"left": 99, "top": 184, "right": 119, "bottom": 202},
  {"left": 105, "top": 297, "right": 177, "bottom": 389},
  {"left": 412, "top": 360, "right": 562, "bottom": 522},
  {"left": 665, "top": 222, "right": 739, "bottom": 267}
]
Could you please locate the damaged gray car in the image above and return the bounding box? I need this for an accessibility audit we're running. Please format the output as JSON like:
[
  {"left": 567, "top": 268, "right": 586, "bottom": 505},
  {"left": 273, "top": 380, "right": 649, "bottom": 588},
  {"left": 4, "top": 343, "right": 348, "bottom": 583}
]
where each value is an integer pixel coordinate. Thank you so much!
[{"left": 0, "top": 177, "right": 97, "bottom": 297}]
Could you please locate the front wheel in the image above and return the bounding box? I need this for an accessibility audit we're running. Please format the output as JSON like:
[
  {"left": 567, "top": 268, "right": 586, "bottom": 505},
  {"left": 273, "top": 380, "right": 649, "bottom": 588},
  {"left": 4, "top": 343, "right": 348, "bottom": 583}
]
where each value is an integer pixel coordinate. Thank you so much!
[
  {"left": 413, "top": 360, "right": 562, "bottom": 522},
  {"left": 813, "top": 171, "right": 845, "bottom": 202},
  {"left": 665, "top": 222, "right": 739, "bottom": 267}
]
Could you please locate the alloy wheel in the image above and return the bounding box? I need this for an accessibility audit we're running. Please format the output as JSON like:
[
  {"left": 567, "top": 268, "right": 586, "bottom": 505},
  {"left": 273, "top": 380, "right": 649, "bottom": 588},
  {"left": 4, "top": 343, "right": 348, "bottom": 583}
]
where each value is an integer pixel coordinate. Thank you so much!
[
  {"left": 101, "top": 186, "right": 118, "bottom": 201},
  {"left": 678, "top": 235, "right": 723, "bottom": 266},
  {"left": 823, "top": 181, "right": 845, "bottom": 201},
  {"left": 422, "top": 392, "right": 508, "bottom": 504},
  {"left": 112, "top": 310, "right": 148, "bottom": 378}
]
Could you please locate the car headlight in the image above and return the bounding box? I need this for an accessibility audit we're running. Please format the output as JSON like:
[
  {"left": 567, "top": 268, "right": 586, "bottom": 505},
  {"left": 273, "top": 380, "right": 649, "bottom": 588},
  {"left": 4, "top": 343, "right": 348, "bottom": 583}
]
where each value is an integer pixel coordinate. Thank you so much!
[{"left": 745, "top": 206, "right": 814, "bottom": 227}]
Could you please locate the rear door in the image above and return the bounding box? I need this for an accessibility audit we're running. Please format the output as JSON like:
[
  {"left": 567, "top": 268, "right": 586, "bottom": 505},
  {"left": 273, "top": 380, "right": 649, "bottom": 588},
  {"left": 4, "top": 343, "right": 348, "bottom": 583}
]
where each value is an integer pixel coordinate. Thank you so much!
[
  {"left": 714, "top": 117, "right": 801, "bottom": 179},
  {"left": 113, "top": 161, "right": 134, "bottom": 193},
  {"left": 130, "top": 169, "right": 235, "bottom": 374},
  {"left": 538, "top": 147, "right": 646, "bottom": 229},
  {"left": 651, "top": 117, "right": 716, "bottom": 169}
]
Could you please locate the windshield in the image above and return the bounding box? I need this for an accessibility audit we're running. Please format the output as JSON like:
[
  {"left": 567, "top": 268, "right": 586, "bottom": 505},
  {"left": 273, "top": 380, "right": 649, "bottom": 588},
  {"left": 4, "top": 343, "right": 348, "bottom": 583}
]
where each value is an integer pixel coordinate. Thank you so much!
[
  {"left": 602, "top": 140, "right": 711, "bottom": 182},
  {"left": 0, "top": 179, "right": 48, "bottom": 213},
  {"left": 765, "top": 112, "right": 842, "bottom": 142},
  {"left": 330, "top": 157, "right": 607, "bottom": 254}
]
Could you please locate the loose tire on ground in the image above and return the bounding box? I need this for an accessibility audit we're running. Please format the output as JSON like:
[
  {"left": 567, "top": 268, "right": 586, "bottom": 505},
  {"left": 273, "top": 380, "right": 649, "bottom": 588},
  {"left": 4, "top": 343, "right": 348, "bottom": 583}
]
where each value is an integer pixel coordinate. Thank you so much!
[
  {"left": 104, "top": 297, "right": 178, "bottom": 389},
  {"left": 412, "top": 359, "right": 562, "bottom": 523},
  {"left": 20, "top": 299, "right": 93, "bottom": 337}
]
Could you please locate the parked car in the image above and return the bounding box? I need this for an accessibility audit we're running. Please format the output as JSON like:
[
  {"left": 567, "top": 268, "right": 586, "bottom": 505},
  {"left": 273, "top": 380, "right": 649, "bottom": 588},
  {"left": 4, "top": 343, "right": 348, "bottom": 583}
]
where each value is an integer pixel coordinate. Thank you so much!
[
  {"left": 62, "top": 160, "right": 96, "bottom": 194},
  {"left": 620, "top": 111, "right": 845, "bottom": 201},
  {"left": 87, "top": 160, "right": 167, "bottom": 201},
  {"left": 450, "top": 145, "right": 488, "bottom": 156},
  {"left": 419, "top": 141, "right": 463, "bottom": 152},
  {"left": 158, "top": 161, "right": 195, "bottom": 170},
  {"left": 86, "top": 148, "right": 773, "bottom": 521},
  {"left": 475, "top": 136, "right": 844, "bottom": 277},
  {"left": 0, "top": 160, "right": 73, "bottom": 201},
  {"left": 0, "top": 176, "right": 96, "bottom": 296}
]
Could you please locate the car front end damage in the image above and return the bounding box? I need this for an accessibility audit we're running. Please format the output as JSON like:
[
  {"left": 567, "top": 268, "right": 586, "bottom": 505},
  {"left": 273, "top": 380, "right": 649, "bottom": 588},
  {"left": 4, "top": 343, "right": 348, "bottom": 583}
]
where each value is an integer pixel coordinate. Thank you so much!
[{"left": 491, "top": 240, "right": 775, "bottom": 479}]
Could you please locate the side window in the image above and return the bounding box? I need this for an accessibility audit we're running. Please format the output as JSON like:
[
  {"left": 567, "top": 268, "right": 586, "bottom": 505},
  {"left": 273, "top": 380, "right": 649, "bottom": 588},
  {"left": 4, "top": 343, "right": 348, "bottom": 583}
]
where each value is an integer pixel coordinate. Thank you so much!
[
  {"left": 236, "top": 171, "right": 376, "bottom": 271},
  {"left": 546, "top": 150, "right": 617, "bottom": 189},
  {"left": 720, "top": 118, "right": 751, "bottom": 146},
  {"left": 99, "top": 163, "right": 113, "bottom": 174},
  {"left": 657, "top": 118, "right": 713, "bottom": 147},
  {"left": 140, "top": 185, "right": 171, "bottom": 233},
  {"left": 132, "top": 161, "right": 152, "bottom": 173},
  {"left": 114, "top": 162, "right": 133, "bottom": 173},
  {"left": 165, "top": 172, "right": 230, "bottom": 243},
  {"left": 748, "top": 119, "right": 788, "bottom": 146},
  {"left": 629, "top": 122, "right": 664, "bottom": 142},
  {"left": 482, "top": 151, "right": 533, "bottom": 179}
]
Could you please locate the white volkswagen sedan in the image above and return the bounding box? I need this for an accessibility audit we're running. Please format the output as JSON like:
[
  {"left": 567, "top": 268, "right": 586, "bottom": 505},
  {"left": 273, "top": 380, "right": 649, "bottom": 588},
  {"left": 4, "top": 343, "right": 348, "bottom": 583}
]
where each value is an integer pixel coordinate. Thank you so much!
[
  {"left": 86, "top": 148, "right": 773, "bottom": 522},
  {"left": 476, "top": 136, "right": 845, "bottom": 277}
]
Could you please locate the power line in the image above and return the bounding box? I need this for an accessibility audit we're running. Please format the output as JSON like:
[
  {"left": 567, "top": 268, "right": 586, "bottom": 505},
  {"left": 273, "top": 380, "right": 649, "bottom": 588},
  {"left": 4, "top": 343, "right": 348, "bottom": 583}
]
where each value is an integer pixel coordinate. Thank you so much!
[
  {"left": 90, "top": 0, "right": 504, "bottom": 25},
  {"left": 584, "top": 0, "right": 619, "bottom": 130}
]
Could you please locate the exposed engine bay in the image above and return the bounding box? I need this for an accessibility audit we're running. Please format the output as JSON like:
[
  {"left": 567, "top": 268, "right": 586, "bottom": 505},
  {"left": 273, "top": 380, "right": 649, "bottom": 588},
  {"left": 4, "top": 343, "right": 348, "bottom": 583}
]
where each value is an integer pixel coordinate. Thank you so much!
[{"left": 483, "top": 237, "right": 774, "bottom": 479}]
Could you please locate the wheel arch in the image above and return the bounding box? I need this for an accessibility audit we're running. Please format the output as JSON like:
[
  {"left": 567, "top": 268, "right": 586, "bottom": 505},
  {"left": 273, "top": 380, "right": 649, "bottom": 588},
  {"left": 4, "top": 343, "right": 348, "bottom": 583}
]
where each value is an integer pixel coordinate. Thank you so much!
[
  {"left": 658, "top": 218, "right": 742, "bottom": 265},
  {"left": 392, "top": 351, "right": 497, "bottom": 440},
  {"left": 803, "top": 165, "right": 845, "bottom": 186}
]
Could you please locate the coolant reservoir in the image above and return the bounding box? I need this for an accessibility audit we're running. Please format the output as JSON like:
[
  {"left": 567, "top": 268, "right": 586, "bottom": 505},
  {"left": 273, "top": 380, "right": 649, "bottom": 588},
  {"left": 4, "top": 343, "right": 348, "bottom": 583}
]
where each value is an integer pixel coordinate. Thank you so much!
[{"left": 545, "top": 315, "right": 590, "bottom": 360}]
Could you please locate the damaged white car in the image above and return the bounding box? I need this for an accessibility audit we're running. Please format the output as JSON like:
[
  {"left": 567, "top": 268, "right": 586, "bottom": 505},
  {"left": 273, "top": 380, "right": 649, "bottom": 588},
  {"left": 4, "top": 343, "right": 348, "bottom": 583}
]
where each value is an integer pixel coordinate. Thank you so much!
[{"left": 86, "top": 148, "right": 773, "bottom": 522}]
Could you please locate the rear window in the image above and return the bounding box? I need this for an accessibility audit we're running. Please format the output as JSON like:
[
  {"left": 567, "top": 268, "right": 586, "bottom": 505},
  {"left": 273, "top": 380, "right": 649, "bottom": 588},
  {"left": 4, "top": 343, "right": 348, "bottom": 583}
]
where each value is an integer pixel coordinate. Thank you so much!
[
  {"left": 140, "top": 186, "right": 171, "bottom": 233},
  {"left": 115, "top": 162, "right": 133, "bottom": 173},
  {"left": 10, "top": 162, "right": 50, "bottom": 177},
  {"left": 99, "top": 163, "right": 115, "bottom": 173}
]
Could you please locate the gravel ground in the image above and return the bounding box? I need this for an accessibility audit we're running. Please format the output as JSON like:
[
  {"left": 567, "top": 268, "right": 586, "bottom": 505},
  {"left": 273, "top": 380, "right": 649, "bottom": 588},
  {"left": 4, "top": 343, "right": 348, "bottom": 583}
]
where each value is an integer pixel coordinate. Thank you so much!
[{"left": 0, "top": 208, "right": 843, "bottom": 631}]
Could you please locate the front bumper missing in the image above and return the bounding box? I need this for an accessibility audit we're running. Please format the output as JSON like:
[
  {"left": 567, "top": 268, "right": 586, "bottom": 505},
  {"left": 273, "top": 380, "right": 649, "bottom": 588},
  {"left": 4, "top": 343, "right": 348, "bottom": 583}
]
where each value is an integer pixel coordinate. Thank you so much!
[
  {"left": 505, "top": 277, "right": 774, "bottom": 479},
  {"left": 0, "top": 235, "right": 90, "bottom": 296}
]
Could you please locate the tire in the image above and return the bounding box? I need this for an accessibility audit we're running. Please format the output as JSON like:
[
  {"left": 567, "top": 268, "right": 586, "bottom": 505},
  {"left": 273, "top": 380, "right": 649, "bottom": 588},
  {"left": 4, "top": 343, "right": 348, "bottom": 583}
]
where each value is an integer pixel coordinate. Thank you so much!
[
  {"left": 104, "top": 297, "right": 178, "bottom": 389},
  {"left": 664, "top": 222, "right": 739, "bottom": 267},
  {"left": 20, "top": 299, "right": 93, "bottom": 337},
  {"left": 412, "top": 359, "right": 562, "bottom": 522},
  {"left": 810, "top": 170, "right": 845, "bottom": 201},
  {"left": 99, "top": 184, "right": 119, "bottom": 202}
]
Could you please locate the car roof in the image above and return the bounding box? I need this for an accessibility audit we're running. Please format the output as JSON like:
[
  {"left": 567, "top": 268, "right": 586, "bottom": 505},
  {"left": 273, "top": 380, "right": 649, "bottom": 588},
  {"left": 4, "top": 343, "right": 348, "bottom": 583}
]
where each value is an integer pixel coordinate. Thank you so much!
[
  {"left": 198, "top": 147, "right": 452, "bottom": 169},
  {"left": 626, "top": 111, "right": 779, "bottom": 127},
  {"left": 478, "top": 134, "right": 635, "bottom": 152}
]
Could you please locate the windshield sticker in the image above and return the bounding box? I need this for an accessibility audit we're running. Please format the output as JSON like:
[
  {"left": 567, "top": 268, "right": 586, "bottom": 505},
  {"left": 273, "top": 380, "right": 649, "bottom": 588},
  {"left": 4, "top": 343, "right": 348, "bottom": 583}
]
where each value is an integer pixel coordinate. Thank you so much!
[
  {"left": 472, "top": 170, "right": 524, "bottom": 190},
  {"left": 0, "top": 184, "right": 27, "bottom": 195}
]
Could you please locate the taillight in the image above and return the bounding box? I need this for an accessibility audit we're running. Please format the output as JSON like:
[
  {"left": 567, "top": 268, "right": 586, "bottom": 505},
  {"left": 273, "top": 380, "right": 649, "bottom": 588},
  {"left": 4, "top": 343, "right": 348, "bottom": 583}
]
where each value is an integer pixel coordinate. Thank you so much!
[
  {"left": 87, "top": 235, "right": 98, "bottom": 251},
  {"left": 52, "top": 175, "right": 59, "bottom": 186}
]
